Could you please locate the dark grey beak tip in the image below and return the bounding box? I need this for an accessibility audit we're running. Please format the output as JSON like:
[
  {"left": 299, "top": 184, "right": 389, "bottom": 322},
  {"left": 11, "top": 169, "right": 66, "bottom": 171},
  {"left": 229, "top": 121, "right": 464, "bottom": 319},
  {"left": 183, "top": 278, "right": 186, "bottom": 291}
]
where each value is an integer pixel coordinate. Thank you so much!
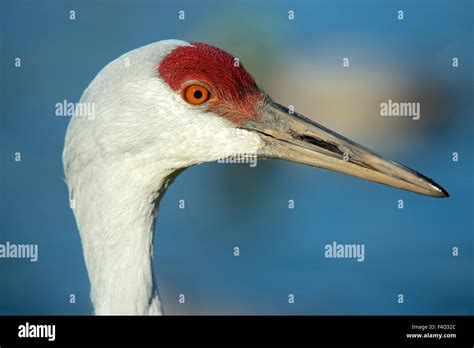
[
  {"left": 417, "top": 172, "right": 449, "bottom": 198},
  {"left": 437, "top": 185, "right": 450, "bottom": 198}
]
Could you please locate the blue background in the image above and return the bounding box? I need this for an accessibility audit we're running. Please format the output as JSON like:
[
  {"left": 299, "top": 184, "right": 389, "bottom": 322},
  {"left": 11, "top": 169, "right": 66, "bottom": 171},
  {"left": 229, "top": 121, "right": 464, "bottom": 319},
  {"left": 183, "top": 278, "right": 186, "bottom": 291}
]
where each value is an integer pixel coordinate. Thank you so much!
[{"left": 0, "top": 0, "right": 472, "bottom": 314}]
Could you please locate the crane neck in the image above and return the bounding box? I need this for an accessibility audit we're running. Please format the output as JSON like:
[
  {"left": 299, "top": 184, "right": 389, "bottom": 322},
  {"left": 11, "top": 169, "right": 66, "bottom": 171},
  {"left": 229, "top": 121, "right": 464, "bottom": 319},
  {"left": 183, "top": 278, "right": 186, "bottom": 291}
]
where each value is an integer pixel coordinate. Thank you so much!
[{"left": 70, "top": 162, "right": 178, "bottom": 315}]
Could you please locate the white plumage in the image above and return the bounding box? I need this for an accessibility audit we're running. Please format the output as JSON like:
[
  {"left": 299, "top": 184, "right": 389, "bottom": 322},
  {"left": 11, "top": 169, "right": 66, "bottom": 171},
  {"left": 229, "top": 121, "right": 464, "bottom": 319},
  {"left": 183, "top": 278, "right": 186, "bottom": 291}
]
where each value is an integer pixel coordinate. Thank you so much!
[{"left": 63, "top": 40, "right": 262, "bottom": 314}]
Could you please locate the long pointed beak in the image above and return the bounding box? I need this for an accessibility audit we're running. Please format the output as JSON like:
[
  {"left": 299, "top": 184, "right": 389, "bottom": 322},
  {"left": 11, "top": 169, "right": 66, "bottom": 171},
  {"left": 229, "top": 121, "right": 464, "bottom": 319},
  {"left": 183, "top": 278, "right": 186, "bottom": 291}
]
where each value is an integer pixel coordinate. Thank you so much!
[{"left": 242, "top": 98, "right": 448, "bottom": 198}]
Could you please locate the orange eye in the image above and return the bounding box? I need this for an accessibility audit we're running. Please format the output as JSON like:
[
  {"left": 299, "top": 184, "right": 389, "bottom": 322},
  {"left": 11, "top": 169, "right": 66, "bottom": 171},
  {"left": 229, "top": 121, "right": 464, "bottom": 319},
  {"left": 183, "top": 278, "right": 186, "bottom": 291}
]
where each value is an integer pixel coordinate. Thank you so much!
[{"left": 183, "top": 84, "right": 210, "bottom": 105}]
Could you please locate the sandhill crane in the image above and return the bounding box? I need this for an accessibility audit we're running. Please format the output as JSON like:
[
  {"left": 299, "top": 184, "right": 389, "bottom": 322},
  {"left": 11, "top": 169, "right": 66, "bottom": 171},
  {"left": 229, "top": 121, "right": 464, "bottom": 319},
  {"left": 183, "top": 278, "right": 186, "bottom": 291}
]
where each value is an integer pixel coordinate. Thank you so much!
[{"left": 63, "top": 39, "right": 448, "bottom": 315}]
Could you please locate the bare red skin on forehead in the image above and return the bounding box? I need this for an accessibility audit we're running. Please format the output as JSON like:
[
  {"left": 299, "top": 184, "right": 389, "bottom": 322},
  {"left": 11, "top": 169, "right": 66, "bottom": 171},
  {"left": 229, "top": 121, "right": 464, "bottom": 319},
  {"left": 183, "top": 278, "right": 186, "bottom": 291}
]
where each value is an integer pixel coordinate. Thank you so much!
[{"left": 158, "top": 42, "right": 263, "bottom": 126}]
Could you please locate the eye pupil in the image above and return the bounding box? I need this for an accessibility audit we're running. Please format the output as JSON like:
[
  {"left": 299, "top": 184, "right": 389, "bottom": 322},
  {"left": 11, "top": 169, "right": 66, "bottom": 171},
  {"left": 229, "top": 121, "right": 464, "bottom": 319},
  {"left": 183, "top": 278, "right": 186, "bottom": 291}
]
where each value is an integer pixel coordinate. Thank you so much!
[{"left": 193, "top": 90, "right": 203, "bottom": 99}]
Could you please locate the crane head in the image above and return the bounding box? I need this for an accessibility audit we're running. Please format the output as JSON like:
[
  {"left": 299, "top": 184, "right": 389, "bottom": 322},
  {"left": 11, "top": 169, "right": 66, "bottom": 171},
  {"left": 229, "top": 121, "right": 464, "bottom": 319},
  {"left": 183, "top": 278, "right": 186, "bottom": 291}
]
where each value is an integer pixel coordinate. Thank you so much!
[
  {"left": 68, "top": 40, "right": 448, "bottom": 198},
  {"left": 62, "top": 39, "right": 449, "bottom": 316}
]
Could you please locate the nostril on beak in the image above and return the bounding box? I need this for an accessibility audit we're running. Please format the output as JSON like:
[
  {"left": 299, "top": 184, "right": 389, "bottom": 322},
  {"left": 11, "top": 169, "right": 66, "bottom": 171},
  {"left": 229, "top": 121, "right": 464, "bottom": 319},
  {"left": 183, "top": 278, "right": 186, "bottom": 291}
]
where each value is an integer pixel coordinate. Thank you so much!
[{"left": 291, "top": 131, "right": 344, "bottom": 156}]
